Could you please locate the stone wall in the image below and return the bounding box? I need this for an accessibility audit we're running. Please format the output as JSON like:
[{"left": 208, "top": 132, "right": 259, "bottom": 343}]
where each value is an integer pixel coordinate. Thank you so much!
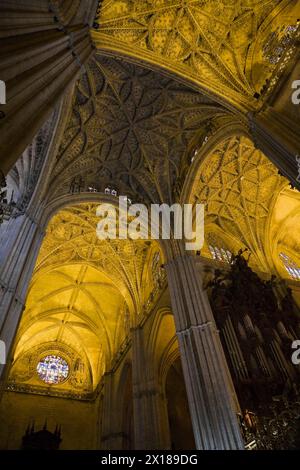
[{"left": 0, "top": 390, "right": 99, "bottom": 450}]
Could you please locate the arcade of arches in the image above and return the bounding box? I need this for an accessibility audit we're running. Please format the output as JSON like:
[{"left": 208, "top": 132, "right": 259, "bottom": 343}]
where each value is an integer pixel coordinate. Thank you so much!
[{"left": 0, "top": 0, "right": 300, "bottom": 450}]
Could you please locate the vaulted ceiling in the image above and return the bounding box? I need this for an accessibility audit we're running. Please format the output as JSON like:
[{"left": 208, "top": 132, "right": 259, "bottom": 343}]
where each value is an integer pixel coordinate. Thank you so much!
[
  {"left": 46, "top": 0, "right": 300, "bottom": 208},
  {"left": 92, "top": 0, "right": 300, "bottom": 110},
  {"left": 6, "top": 0, "right": 300, "bottom": 397},
  {"left": 269, "top": 187, "right": 300, "bottom": 277},
  {"left": 10, "top": 204, "right": 162, "bottom": 395},
  {"left": 50, "top": 54, "right": 228, "bottom": 206},
  {"left": 40, "top": 0, "right": 300, "bottom": 291},
  {"left": 188, "top": 135, "right": 289, "bottom": 272}
]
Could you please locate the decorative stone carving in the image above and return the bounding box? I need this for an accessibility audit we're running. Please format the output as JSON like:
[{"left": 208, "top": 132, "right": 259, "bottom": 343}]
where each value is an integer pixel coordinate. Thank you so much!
[
  {"left": 190, "top": 135, "right": 287, "bottom": 271},
  {"left": 92, "top": 0, "right": 299, "bottom": 110},
  {"left": 50, "top": 55, "right": 227, "bottom": 206}
]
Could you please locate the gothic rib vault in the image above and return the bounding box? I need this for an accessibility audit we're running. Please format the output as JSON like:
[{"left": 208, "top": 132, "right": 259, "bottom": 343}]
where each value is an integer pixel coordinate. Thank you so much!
[
  {"left": 50, "top": 54, "right": 228, "bottom": 206},
  {"left": 7, "top": 31, "right": 300, "bottom": 400},
  {"left": 1, "top": 1, "right": 300, "bottom": 448},
  {"left": 9, "top": 203, "right": 163, "bottom": 396},
  {"left": 41, "top": 51, "right": 299, "bottom": 278},
  {"left": 188, "top": 135, "right": 288, "bottom": 273},
  {"left": 92, "top": 0, "right": 300, "bottom": 110}
]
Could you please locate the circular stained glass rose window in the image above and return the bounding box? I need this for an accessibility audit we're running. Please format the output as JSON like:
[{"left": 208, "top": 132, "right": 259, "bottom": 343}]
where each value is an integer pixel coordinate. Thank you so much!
[{"left": 37, "top": 355, "right": 69, "bottom": 384}]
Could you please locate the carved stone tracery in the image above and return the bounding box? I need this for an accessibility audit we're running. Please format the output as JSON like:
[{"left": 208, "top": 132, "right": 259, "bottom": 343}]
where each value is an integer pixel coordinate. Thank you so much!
[
  {"left": 92, "top": 0, "right": 299, "bottom": 109},
  {"left": 50, "top": 54, "right": 227, "bottom": 206}
]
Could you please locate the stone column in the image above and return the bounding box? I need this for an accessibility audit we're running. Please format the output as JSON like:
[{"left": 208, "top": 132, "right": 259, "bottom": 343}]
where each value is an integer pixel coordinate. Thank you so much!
[
  {"left": 132, "top": 326, "right": 171, "bottom": 450},
  {"left": 0, "top": 0, "right": 95, "bottom": 175},
  {"left": 248, "top": 107, "right": 300, "bottom": 190},
  {"left": 0, "top": 210, "right": 45, "bottom": 379},
  {"left": 100, "top": 372, "right": 125, "bottom": 450},
  {"left": 0, "top": 102, "right": 63, "bottom": 382},
  {"left": 165, "top": 251, "right": 244, "bottom": 450}
]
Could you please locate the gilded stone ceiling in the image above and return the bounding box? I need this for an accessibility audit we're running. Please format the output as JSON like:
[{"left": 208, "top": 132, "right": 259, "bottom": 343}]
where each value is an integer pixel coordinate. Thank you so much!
[
  {"left": 46, "top": 53, "right": 299, "bottom": 276},
  {"left": 50, "top": 54, "right": 227, "bottom": 205},
  {"left": 35, "top": 203, "right": 157, "bottom": 312},
  {"left": 48, "top": 0, "right": 300, "bottom": 208},
  {"left": 9, "top": 204, "right": 162, "bottom": 396},
  {"left": 92, "top": 0, "right": 300, "bottom": 109},
  {"left": 189, "top": 135, "right": 288, "bottom": 272},
  {"left": 8, "top": 0, "right": 300, "bottom": 399}
]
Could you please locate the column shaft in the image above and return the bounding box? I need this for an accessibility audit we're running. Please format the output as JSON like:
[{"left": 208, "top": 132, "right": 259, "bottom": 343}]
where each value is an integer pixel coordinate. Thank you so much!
[
  {"left": 166, "top": 253, "right": 244, "bottom": 450},
  {"left": 132, "top": 327, "right": 170, "bottom": 450},
  {"left": 0, "top": 1, "right": 94, "bottom": 174},
  {"left": 0, "top": 212, "right": 44, "bottom": 379},
  {"left": 100, "top": 372, "right": 124, "bottom": 450},
  {"left": 249, "top": 107, "right": 300, "bottom": 190}
]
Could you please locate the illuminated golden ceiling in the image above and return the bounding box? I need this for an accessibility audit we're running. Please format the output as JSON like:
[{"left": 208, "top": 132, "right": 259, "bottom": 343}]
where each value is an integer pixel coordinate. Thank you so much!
[
  {"left": 10, "top": 204, "right": 162, "bottom": 395},
  {"left": 14, "top": 138, "right": 298, "bottom": 398},
  {"left": 189, "top": 136, "right": 287, "bottom": 271},
  {"left": 187, "top": 135, "right": 300, "bottom": 277},
  {"left": 48, "top": 1, "right": 300, "bottom": 209},
  {"left": 92, "top": 0, "right": 300, "bottom": 110},
  {"left": 50, "top": 55, "right": 227, "bottom": 205},
  {"left": 7, "top": 0, "right": 300, "bottom": 398}
]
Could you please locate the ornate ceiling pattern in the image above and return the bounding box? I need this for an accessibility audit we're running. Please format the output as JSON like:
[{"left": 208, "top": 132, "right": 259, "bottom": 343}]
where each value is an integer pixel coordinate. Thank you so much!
[
  {"left": 10, "top": 203, "right": 161, "bottom": 396},
  {"left": 46, "top": 51, "right": 299, "bottom": 276},
  {"left": 3, "top": 0, "right": 300, "bottom": 418},
  {"left": 190, "top": 135, "right": 288, "bottom": 271},
  {"left": 50, "top": 54, "right": 227, "bottom": 205},
  {"left": 7, "top": 1, "right": 300, "bottom": 400},
  {"left": 92, "top": 0, "right": 297, "bottom": 109},
  {"left": 35, "top": 203, "right": 156, "bottom": 311},
  {"left": 247, "top": 1, "right": 300, "bottom": 96}
]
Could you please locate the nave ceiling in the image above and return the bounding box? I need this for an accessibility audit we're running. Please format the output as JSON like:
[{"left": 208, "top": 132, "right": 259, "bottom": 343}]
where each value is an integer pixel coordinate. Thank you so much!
[
  {"left": 9, "top": 203, "right": 163, "bottom": 396},
  {"left": 50, "top": 54, "right": 228, "bottom": 205},
  {"left": 92, "top": 0, "right": 300, "bottom": 109},
  {"left": 4, "top": 0, "right": 300, "bottom": 400},
  {"left": 189, "top": 135, "right": 289, "bottom": 273}
]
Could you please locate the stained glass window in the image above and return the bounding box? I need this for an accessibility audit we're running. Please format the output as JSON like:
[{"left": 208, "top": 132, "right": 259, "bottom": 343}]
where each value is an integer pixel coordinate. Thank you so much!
[
  {"left": 209, "top": 245, "right": 232, "bottom": 264},
  {"left": 263, "top": 24, "right": 299, "bottom": 65},
  {"left": 207, "top": 233, "right": 233, "bottom": 264},
  {"left": 279, "top": 253, "right": 300, "bottom": 280},
  {"left": 37, "top": 355, "right": 69, "bottom": 385}
]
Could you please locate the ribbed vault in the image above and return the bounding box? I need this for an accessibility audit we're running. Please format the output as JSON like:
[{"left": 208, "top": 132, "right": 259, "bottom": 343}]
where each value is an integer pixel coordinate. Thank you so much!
[
  {"left": 9, "top": 203, "right": 161, "bottom": 396},
  {"left": 49, "top": 54, "right": 229, "bottom": 206},
  {"left": 92, "top": 0, "right": 300, "bottom": 111},
  {"left": 5, "top": 0, "right": 300, "bottom": 404},
  {"left": 184, "top": 134, "right": 300, "bottom": 279}
]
